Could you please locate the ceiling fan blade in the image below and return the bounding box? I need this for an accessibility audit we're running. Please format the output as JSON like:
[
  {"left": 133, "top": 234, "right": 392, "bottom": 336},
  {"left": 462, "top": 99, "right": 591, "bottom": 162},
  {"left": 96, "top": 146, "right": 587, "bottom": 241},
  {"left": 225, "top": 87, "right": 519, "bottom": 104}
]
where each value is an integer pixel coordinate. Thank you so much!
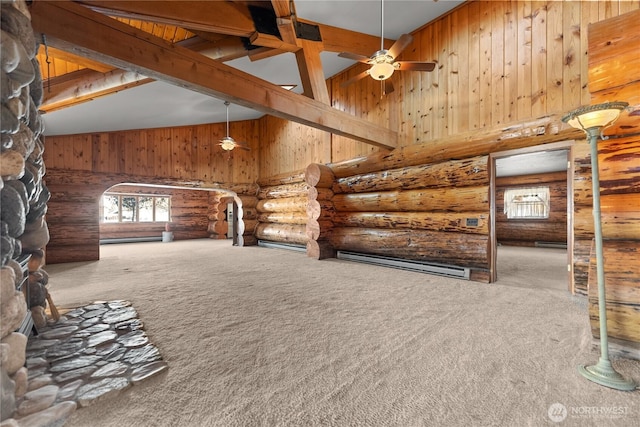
[
  {"left": 236, "top": 142, "right": 251, "bottom": 151},
  {"left": 395, "top": 61, "right": 436, "bottom": 72},
  {"left": 340, "top": 70, "right": 370, "bottom": 88},
  {"left": 383, "top": 79, "right": 394, "bottom": 95},
  {"left": 338, "top": 52, "right": 371, "bottom": 63},
  {"left": 387, "top": 34, "right": 413, "bottom": 60}
]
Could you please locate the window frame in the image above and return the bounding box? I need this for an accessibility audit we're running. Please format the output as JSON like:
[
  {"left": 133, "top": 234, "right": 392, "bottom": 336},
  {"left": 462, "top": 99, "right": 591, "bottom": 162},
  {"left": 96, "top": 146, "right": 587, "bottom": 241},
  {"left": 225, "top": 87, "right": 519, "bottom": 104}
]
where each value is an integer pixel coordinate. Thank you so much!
[{"left": 100, "top": 193, "right": 171, "bottom": 224}]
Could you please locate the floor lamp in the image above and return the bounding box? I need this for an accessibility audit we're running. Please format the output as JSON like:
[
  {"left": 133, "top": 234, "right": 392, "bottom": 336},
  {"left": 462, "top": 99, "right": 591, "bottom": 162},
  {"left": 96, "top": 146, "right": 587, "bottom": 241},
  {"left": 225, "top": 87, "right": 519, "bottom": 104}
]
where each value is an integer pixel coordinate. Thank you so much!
[{"left": 562, "top": 101, "right": 636, "bottom": 391}]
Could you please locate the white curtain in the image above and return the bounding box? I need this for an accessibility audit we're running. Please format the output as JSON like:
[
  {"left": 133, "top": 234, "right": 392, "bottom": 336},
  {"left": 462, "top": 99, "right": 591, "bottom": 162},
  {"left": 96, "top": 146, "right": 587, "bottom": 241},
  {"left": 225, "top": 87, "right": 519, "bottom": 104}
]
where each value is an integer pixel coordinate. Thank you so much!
[{"left": 504, "top": 187, "right": 550, "bottom": 219}]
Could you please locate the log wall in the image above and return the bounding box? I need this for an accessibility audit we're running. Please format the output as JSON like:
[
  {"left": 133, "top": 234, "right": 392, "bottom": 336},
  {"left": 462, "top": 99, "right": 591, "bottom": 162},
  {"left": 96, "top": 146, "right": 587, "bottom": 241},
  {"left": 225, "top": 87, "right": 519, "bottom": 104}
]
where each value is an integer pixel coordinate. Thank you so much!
[
  {"left": 305, "top": 164, "right": 336, "bottom": 259},
  {"left": 207, "top": 192, "right": 229, "bottom": 240},
  {"left": 255, "top": 171, "right": 309, "bottom": 247},
  {"left": 496, "top": 171, "right": 568, "bottom": 246},
  {"left": 581, "top": 9, "right": 640, "bottom": 354},
  {"left": 43, "top": 168, "right": 258, "bottom": 263},
  {"left": 322, "top": 155, "right": 491, "bottom": 281}
]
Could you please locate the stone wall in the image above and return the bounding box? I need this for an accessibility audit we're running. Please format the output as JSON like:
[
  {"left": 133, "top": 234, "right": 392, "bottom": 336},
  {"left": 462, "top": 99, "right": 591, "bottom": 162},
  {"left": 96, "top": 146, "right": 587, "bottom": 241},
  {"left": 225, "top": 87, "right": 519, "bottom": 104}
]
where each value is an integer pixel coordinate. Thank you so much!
[{"left": 1, "top": 0, "right": 56, "bottom": 422}]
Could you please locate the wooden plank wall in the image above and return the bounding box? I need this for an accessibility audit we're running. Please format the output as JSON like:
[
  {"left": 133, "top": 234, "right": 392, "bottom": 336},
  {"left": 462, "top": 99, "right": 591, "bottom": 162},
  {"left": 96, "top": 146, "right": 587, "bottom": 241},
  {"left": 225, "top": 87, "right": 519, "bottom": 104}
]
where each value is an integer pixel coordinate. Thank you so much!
[
  {"left": 258, "top": 115, "right": 330, "bottom": 177},
  {"left": 328, "top": 0, "right": 639, "bottom": 164},
  {"left": 44, "top": 120, "right": 260, "bottom": 183},
  {"left": 582, "top": 8, "right": 640, "bottom": 351},
  {"left": 495, "top": 171, "right": 568, "bottom": 246}
]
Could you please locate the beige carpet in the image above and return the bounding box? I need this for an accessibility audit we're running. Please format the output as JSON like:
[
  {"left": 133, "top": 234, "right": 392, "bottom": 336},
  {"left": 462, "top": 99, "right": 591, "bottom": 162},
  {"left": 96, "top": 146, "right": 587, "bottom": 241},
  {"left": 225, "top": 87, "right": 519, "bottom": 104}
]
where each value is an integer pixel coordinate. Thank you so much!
[{"left": 45, "top": 240, "right": 639, "bottom": 427}]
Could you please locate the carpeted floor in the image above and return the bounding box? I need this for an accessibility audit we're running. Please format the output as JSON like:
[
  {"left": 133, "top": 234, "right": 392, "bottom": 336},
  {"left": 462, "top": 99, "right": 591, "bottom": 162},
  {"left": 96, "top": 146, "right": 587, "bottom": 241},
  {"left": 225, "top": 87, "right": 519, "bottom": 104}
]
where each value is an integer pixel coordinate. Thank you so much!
[{"left": 45, "top": 240, "right": 639, "bottom": 427}]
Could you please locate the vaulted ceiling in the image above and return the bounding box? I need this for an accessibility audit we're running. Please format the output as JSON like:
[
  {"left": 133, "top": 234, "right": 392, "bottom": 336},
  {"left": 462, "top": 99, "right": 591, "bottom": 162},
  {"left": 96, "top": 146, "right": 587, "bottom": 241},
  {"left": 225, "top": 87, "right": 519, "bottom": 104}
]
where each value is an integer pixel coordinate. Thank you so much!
[{"left": 30, "top": 0, "right": 466, "bottom": 145}]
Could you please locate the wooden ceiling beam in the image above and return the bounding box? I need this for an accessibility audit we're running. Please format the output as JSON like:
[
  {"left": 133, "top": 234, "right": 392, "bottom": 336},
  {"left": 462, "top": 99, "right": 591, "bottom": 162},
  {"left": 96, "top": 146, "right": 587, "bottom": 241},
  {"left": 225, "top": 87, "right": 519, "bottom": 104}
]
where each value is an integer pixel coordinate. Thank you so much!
[
  {"left": 39, "top": 45, "right": 113, "bottom": 74},
  {"left": 271, "top": 1, "right": 297, "bottom": 45},
  {"left": 300, "top": 19, "right": 393, "bottom": 57},
  {"left": 249, "top": 32, "right": 299, "bottom": 53},
  {"left": 30, "top": 0, "right": 396, "bottom": 149},
  {"left": 248, "top": 47, "right": 288, "bottom": 62},
  {"left": 41, "top": 69, "right": 153, "bottom": 113},
  {"left": 181, "top": 35, "right": 254, "bottom": 62},
  {"left": 295, "top": 39, "right": 330, "bottom": 104},
  {"left": 76, "top": 0, "right": 256, "bottom": 37},
  {"left": 39, "top": 35, "right": 254, "bottom": 112},
  {"left": 270, "top": 0, "right": 293, "bottom": 18}
]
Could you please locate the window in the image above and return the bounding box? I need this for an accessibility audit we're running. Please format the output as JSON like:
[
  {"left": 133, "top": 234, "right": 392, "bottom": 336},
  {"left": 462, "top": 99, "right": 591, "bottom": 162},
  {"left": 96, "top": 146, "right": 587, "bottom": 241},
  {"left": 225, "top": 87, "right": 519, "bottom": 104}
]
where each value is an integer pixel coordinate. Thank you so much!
[
  {"left": 504, "top": 187, "right": 550, "bottom": 219},
  {"left": 100, "top": 193, "right": 171, "bottom": 223}
]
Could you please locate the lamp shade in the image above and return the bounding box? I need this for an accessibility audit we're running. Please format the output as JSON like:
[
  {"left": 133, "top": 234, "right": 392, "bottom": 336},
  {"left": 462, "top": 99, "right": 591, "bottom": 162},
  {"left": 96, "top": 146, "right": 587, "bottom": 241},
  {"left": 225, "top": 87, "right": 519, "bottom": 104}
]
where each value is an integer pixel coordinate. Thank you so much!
[
  {"left": 220, "top": 137, "right": 236, "bottom": 151},
  {"left": 562, "top": 102, "right": 628, "bottom": 132},
  {"left": 369, "top": 62, "right": 395, "bottom": 81}
]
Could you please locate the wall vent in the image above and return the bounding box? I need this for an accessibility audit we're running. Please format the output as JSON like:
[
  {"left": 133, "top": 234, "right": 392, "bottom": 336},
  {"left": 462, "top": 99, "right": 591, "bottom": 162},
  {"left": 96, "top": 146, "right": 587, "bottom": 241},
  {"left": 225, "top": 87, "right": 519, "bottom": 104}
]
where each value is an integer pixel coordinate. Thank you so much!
[{"left": 336, "top": 251, "right": 470, "bottom": 280}]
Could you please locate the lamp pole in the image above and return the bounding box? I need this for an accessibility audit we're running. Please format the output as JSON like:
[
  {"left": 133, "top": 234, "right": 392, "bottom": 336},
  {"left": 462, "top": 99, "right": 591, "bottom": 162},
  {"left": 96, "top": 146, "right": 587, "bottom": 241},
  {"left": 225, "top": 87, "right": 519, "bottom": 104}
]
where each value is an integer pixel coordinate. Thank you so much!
[{"left": 562, "top": 102, "right": 635, "bottom": 391}]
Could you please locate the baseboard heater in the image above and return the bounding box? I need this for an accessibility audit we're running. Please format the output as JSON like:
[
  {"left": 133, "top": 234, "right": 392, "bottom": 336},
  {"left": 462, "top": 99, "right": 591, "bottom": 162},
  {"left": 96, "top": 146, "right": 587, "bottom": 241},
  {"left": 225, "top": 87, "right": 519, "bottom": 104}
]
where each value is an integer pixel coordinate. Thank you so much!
[
  {"left": 257, "top": 240, "right": 307, "bottom": 253},
  {"left": 535, "top": 241, "right": 567, "bottom": 249},
  {"left": 336, "top": 251, "right": 471, "bottom": 280},
  {"left": 100, "top": 236, "right": 162, "bottom": 245}
]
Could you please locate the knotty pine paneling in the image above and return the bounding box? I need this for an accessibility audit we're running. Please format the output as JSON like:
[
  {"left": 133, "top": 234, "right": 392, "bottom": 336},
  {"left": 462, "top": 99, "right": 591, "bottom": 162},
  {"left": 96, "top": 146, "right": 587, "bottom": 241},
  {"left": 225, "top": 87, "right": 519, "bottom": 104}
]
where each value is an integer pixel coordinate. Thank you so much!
[
  {"left": 328, "top": 0, "right": 639, "bottom": 163},
  {"left": 44, "top": 120, "right": 259, "bottom": 184},
  {"left": 258, "top": 115, "right": 330, "bottom": 177}
]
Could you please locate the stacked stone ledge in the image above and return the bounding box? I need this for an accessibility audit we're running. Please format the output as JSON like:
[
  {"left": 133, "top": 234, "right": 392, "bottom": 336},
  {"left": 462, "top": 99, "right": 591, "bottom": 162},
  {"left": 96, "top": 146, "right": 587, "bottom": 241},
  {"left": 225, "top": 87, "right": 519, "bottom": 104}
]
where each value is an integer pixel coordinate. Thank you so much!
[{"left": 1, "top": 0, "right": 70, "bottom": 424}]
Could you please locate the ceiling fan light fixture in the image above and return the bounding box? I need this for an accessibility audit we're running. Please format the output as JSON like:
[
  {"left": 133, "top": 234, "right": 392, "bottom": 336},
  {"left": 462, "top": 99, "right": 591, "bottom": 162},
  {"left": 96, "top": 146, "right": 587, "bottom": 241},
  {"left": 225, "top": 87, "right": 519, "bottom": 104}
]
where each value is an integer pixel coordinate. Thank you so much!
[
  {"left": 370, "top": 61, "right": 395, "bottom": 81},
  {"left": 220, "top": 136, "right": 236, "bottom": 151}
]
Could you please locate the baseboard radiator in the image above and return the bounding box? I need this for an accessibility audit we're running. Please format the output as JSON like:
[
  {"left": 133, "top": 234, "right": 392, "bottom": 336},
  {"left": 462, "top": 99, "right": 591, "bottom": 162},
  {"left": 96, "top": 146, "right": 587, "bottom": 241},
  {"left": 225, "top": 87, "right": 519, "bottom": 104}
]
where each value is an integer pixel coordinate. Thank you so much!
[
  {"left": 257, "top": 240, "right": 307, "bottom": 253},
  {"left": 336, "top": 251, "right": 471, "bottom": 280},
  {"left": 534, "top": 241, "right": 567, "bottom": 249},
  {"left": 100, "top": 236, "right": 163, "bottom": 245}
]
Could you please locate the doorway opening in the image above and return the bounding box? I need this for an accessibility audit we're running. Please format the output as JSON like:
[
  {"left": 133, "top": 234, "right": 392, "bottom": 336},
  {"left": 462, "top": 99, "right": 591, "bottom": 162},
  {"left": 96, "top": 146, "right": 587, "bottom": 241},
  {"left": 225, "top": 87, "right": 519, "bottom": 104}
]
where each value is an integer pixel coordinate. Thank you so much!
[
  {"left": 97, "top": 183, "right": 243, "bottom": 253},
  {"left": 490, "top": 141, "right": 575, "bottom": 292}
]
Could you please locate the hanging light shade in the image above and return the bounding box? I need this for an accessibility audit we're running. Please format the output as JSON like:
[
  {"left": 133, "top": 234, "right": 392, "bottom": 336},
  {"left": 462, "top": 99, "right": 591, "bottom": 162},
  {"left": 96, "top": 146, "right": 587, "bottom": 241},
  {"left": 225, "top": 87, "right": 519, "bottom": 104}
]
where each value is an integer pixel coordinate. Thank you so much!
[
  {"left": 369, "top": 61, "right": 395, "bottom": 80},
  {"left": 562, "top": 101, "right": 628, "bottom": 132},
  {"left": 369, "top": 51, "right": 396, "bottom": 81},
  {"left": 219, "top": 136, "right": 236, "bottom": 151}
]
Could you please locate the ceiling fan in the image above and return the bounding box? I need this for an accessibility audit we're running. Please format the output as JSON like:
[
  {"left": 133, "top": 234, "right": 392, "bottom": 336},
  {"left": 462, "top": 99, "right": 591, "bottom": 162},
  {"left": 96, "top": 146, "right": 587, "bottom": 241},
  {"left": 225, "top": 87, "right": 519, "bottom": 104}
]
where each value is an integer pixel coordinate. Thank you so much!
[
  {"left": 338, "top": 0, "right": 436, "bottom": 94},
  {"left": 219, "top": 101, "right": 250, "bottom": 151}
]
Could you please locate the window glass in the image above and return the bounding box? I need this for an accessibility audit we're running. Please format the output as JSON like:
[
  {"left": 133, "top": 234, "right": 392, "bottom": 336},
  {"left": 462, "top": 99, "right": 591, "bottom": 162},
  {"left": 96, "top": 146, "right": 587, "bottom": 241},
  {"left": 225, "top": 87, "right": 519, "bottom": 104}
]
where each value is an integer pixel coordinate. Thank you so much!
[
  {"left": 155, "top": 197, "right": 170, "bottom": 222},
  {"left": 121, "top": 196, "right": 137, "bottom": 222},
  {"left": 102, "top": 195, "right": 120, "bottom": 223},
  {"left": 101, "top": 193, "right": 170, "bottom": 223},
  {"left": 138, "top": 197, "right": 154, "bottom": 222}
]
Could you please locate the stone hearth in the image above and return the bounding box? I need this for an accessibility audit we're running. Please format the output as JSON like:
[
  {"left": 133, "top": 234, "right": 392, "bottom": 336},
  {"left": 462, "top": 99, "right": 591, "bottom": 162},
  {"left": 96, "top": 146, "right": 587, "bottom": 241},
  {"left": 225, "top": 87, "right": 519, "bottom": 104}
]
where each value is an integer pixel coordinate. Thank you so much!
[{"left": 3, "top": 301, "right": 167, "bottom": 426}]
